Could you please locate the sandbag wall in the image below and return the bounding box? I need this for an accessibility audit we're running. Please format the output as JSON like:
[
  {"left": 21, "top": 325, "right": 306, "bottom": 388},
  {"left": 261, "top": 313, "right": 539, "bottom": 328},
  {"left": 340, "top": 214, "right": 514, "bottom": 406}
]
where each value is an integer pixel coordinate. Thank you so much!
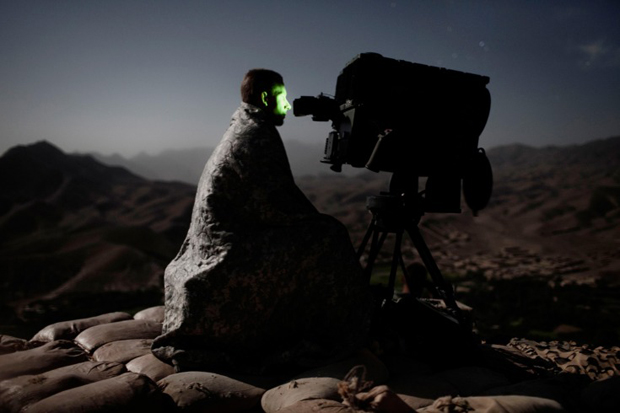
[
  {"left": 1, "top": 307, "right": 617, "bottom": 412},
  {"left": 0, "top": 307, "right": 266, "bottom": 412}
]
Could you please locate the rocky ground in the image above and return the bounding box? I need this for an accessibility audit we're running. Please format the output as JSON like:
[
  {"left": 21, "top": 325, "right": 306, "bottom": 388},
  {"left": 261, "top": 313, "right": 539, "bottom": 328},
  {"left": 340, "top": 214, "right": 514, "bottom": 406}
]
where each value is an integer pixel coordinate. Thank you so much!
[{"left": 1, "top": 305, "right": 619, "bottom": 412}]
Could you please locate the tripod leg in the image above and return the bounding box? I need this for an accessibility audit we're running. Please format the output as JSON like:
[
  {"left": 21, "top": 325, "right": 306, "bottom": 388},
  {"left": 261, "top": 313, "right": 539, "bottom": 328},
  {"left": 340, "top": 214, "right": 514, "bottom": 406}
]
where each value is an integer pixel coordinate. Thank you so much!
[
  {"left": 357, "top": 218, "right": 376, "bottom": 259},
  {"left": 397, "top": 253, "right": 411, "bottom": 294},
  {"left": 386, "top": 231, "right": 403, "bottom": 300},
  {"left": 405, "top": 224, "right": 462, "bottom": 319},
  {"left": 363, "top": 230, "right": 388, "bottom": 284}
]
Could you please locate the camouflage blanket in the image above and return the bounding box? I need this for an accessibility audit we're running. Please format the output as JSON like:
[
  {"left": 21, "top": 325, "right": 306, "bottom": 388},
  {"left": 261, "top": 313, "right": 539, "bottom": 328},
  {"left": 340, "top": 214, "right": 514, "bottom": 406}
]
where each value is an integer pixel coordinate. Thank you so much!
[
  {"left": 152, "top": 103, "right": 371, "bottom": 374},
  {"left": 506, "top": 338, "right": 619, "bottom": 380}
]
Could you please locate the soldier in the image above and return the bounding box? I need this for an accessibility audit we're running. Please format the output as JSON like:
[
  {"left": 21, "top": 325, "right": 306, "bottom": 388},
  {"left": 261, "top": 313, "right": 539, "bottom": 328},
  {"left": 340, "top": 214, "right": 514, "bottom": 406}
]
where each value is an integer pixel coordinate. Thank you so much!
[{"left": 152, "top": 69, "right": 371, "bottom": 375}]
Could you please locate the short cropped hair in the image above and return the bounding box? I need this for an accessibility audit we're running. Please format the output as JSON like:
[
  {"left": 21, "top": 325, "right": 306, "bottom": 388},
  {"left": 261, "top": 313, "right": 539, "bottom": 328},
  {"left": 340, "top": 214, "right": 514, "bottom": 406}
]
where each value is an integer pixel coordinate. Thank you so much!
[{"left": 240, "top": 69, "right": 284, "bottom": 105}]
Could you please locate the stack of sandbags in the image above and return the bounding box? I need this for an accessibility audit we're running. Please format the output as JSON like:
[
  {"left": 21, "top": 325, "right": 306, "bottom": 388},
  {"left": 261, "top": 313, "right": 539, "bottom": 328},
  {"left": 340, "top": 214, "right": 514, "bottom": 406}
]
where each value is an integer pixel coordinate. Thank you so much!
[
  {"left": 111, "top": 306, "right": 176, "bottom": 381},
  {"left": 71, "top": 316, "right": 161, "bottom": 365},
  {"left": 74, "top": 318, "right": 162, "bottom": 353},
  {"left": 0, "top": 360, "right": 126, "bottom": 413},
  {"left": 3, "top": 305, "right": 609, "bottom": 412},
  {"left": 0, "top": 308, "right": 170, "bottom": 412},
  {"left": 0, "top": 306, "right": 272, "bottom": 412},
  {"left": 0, "top": 340, "right": 88, "bottom": 381}
]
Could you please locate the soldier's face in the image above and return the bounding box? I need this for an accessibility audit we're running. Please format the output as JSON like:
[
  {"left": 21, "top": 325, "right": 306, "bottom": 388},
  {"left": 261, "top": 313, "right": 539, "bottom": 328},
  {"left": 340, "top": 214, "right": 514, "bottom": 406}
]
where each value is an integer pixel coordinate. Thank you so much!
[{"left": 264, "top": 84, "right": 291, "bottom": 126}]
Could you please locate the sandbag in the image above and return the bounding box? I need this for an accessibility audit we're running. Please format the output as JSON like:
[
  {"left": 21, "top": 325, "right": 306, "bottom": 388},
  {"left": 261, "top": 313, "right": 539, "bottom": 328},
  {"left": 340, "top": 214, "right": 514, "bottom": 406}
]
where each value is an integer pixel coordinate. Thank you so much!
[
  {"left": 0, "top": 340, "right": 87, "bottom": 381},
  {"left": 92, "top": 339, "right": 152, "bottom": 363},
  {"left": 158, "top": 371, "right": 265, "bottom": 413},
  {"left": 74, "top": 319, "right": 162, "bottom": 352},
  {"left": 417, "top": 395, "right": 564, "bottom": 412},
  {"left": 26, "top": 372, "right": 168, "bottom": 413},
  {"left": 261, "top": 377, "right": 341, "bottom": 413},
  {"left": 31, "top": 312, "right": 132, "bottom": 342},
  {"left": 0, "top": 361, "right": 124, "bottom": 413},
  {"left": 3, "top": 359, "right": 125, "bottom": 381},
  {"left": 126, "top": 353, "right": 175, "bottom": 382},
  {"left": 0, "top": 334, "right": 34, "bottom": 355},
  {"left": 276, "top": 399, "right": 356, "bottom": 413},
  {"left": 294, "top": 348, "right": 390, "bottom": 385},
  {"left": 134, "top": 306, "right": 165, "bottom": 323}
]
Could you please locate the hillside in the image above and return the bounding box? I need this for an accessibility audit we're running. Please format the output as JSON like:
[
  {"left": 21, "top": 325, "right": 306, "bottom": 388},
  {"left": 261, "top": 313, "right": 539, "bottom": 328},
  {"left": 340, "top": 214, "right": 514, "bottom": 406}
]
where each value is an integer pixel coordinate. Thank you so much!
[
  {"left": 1, "top": 137, "right": 619, "bottom": 345},
  {"left": 0, "top": 141, "right": 196, "bottom": 332},
  {"left": 91, "top": 140, "right": 327, "bottom": 185},
  {"left": 295, "top": 137, "right": 620, "bottom": 282},
  {"left": 92, "top": 147, "right": 213, "bottom": 185},
  {"left": 295, "top": 137, "right": 620, "bottom": 344}
]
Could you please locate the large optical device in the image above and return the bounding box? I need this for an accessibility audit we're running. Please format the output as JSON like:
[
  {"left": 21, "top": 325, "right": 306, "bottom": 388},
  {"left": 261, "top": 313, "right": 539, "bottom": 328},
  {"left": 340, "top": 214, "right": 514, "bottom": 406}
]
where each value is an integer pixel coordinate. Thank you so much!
[
  {"left": 294, "top": 53, "right": 494, "bottom": 332},
  {"left": 294, "top": 52, "right": 493, "bottom": 214}
]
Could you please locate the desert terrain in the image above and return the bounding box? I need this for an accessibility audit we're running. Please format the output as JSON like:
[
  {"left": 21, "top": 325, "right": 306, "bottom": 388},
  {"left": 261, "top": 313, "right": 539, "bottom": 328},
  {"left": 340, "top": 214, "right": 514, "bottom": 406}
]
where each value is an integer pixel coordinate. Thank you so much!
[
  {"left": 1, "top": 138, "right": 619, "bottom": 412},
  {"left": 1, "top": 137, "right": 619, "bottom": 345},
  {"left": 296, "top": 138, "right": 620, "bottom": 345}
]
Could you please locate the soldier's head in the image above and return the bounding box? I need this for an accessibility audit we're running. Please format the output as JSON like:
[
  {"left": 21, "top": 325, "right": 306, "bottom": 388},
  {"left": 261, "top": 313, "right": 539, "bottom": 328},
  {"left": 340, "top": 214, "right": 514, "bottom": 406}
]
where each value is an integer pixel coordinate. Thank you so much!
[{"left": 241, "top": 69, "right": 291, "bottom": 126}]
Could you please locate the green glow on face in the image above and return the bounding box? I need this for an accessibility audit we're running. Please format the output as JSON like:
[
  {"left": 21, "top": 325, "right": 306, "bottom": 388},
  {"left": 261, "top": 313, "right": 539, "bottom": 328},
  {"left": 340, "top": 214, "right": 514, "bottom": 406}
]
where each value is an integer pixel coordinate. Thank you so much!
[{"left": 271, "top": 84, "right": 291, "bottom": 116}]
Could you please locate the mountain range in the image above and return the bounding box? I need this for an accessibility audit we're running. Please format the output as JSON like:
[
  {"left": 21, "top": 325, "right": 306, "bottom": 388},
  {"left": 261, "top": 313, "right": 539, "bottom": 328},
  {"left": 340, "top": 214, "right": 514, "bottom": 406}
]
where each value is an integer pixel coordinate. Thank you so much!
[
  {"left": 91, "top": 140, "right": 328, "bottom": 185},
  {"left": 1, "top": 137, "right": 619, "bottom": 343},
  {"left": 0, "top": 142, "right": 195, "bottom": 331}
]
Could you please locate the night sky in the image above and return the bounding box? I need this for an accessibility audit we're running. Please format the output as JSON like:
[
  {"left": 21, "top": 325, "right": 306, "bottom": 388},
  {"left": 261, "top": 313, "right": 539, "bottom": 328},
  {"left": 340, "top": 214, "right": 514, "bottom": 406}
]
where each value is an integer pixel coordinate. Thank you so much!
[{"left": 1, "top": 0, "right": 619, "bottom": 157}]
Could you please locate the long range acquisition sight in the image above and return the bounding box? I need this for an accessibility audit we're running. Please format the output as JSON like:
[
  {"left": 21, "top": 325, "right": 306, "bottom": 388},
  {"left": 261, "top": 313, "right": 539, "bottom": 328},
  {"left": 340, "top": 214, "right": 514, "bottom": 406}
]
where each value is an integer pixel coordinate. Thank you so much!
[{"left": 294, "top": 52, "right": 493, "bottom": 214}]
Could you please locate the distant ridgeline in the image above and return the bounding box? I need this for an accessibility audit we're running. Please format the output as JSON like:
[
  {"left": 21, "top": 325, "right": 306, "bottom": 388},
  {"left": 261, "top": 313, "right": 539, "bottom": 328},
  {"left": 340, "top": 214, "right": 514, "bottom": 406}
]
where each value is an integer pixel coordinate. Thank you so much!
[
  {"left": 91, "top": 140, "right": 327, "bottom": 185},
  {"left": 89, "top": 137, "right": 620, "bottom": 186}
]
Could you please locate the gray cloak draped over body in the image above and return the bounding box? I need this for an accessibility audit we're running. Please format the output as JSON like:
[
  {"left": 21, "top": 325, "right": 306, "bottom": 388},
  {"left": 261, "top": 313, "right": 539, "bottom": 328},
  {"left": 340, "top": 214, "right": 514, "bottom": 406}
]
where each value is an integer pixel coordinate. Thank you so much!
[{"left": 152, "top": 103, "right": 370, "bottom": 374}]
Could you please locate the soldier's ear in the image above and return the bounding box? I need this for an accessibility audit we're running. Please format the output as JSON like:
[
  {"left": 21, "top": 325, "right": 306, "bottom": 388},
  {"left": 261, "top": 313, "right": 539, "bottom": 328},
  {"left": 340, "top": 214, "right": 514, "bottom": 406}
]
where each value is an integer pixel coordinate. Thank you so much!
[{"left": 260, "top": 91, "right": 269, "bottom": 107}]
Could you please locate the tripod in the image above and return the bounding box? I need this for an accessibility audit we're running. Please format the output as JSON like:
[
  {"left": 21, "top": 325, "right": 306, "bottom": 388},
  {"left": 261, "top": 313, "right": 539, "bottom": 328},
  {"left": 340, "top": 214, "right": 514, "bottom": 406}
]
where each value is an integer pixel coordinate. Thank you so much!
[{"left": 356, "top": 182, "right": 467, "bottom": 327}]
